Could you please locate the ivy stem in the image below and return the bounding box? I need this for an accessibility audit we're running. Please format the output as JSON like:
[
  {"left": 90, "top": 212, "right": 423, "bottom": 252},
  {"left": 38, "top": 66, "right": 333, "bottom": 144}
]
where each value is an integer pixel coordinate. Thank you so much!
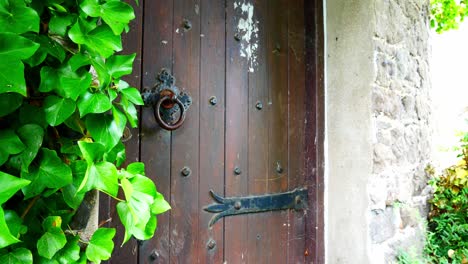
[{"left": 21, "top": 196, "right": 40, "bottom": 220}]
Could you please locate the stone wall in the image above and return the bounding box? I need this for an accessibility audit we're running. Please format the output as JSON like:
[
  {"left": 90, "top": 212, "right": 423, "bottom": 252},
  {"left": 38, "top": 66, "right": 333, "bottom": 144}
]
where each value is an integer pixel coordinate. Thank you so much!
[{"left": 368, "top": 0, "right": 432, "bottom": 261}]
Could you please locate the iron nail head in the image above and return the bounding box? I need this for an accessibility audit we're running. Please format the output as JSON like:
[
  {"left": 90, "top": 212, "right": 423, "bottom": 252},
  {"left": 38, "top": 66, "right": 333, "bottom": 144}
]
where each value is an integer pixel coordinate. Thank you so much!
[
  {"left": 183, "top": 19, "right": 192, "bottom": 30},
  {"left": 209, "top": 96, "right": 217, "bottom": 106},
  {"left": 150, "top": 250, "right": 159, "bottom": 260},
  {"left": 234, "top": 167, "right": 242, "bottom": 175},
  {"left": 207, "top": 239, "right": 216, "bottom": 250},
  {"left": 256, "top": 101, "right": 263, "bottom": 110},
  {"left": 181, "top": 166, "right": 191, "bottom": 177}
]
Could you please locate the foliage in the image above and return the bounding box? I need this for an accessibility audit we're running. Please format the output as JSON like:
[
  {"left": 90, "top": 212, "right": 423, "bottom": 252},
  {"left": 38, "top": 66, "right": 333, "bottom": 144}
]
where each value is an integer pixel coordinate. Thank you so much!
[
  {"left": 425, "top": 135, "right": 468, "bottom": 263},
  {"left": 397, "top": 248, "right": 426, "bottom": 264},
  {"left": 431, "top": 0, "right": 468, "bottom": 33},
  {"left": 0, "top": 0, "right": 170, "bottom": 263}
]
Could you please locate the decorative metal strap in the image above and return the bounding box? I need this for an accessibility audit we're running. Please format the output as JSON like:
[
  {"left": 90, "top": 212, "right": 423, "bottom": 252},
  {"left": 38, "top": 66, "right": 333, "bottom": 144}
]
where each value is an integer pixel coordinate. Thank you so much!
[{"left": 203, "top": 188, "right": 308, "bottom": 228}]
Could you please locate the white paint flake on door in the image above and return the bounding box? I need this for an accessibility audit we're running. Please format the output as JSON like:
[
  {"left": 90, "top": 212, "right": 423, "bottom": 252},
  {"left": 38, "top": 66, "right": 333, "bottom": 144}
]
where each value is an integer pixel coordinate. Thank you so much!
[{"left": 234, "top": 1, "right": 259, "bottom": 72}]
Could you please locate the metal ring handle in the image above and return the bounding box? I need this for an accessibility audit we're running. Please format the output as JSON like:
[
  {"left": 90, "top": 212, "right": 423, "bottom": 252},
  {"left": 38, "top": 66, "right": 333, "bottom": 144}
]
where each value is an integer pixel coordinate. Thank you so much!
[{"left": 154, "top": 95, "right": 187, "bottom": 131}]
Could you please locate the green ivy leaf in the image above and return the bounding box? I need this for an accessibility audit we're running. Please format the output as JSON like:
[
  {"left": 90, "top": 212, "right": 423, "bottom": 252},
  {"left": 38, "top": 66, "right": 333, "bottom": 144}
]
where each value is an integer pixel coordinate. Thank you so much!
[
  {"left": 57, "top": 67, "right": 92, "bottom": 101},
  {"left": 62, "top": 161, "right": 87, "bottom": 210},
  {"left": 0, "top": 207, "right": 20, "bottom": 249},
  {"left": 19, "top": 104, "right": 47, "bottom": 128},
  {"left": 0, "top": 129, "right": 25, "bottom": 166},
  {"left": 77, "top": 91, "right": 112, "bottom": 117},
  {"left": 69, "top": 21, "right": 122, "bottom": 58},
  {"left": 68, "top": 54, "right": 92, "bottom": 71},
  {"left": 106, "top": 54, "right": 136, "bottom": 79},
  {"left": 49, "top": 14, "right": 74, "bottom": 36},
  {"left": 85, "top": 228, "right": 115, "bottom": 264},
  {"left": 0, "top": 171, "right": 30, "bottom": 204},
  {"left": 126, "top": 162, "right": 145, "bottom": 175},
  {"left": 120, "top": 86, "right": 144, "bottom": 105},
  {"left": 4, "top": 210, "right": 27, "bottom": 239},
  {"left": 117, "top": 174, "right": 161, "bottom": 243},
  {"left": 55, "top": 237, "right": 81, "bottom": 264},
  {"left": 0, "top": 33, "right": 40, "bottom": 59},
  {"left": 0, "top": 60, "right": 26, "bottom": 96},
  {"left": 0, "top": 0, "right": 40, "bottom": 34},
  {"left": 37, "top": 216, "right": 66, "bottom": 259},
  {"left": 120, "top": 97, "right": 138, "bottom": 128},
  {"left": 0, "top": 93, "right": 22, "bottom": 117},
  {"left": 77, "top": 141, "right": 105, "bottom": 163},
  {"left": 0, "top": 248, "right": 32, "bottom": 264},
  {"left": 21, "top": 148, "right": 73, "bottom": 198},
  {"left": 44, "top": 95, "right": 76, "bottom": 126},
  {"left": 63, "top": 111, "right": 86, "bottom": 134},
  {"left": 78, "top": 161, "right": 118, "bottom": 197},
  {"left": 39, "top": 66, "right": 92, "bottom": 101},
  {"left": 103, "top": 141, "right": 126, "bottom": 167},
  {"left": 24, "top": 34, "right": 66, "bottom": 67},
  {"left": 86, "top": 109, "right": 126, "bottom": 150},
  {"left": 151, "top": 192, "right": 171, "bottom": 215},
  {"left": 90, "top": 56, "right": 111, "bottom": 89},
  {"left": 80, "top": 0, "right": 135, "bottom": 35},
  {"left": 0, "top": 33, "right": 40, "bottom": 96},
  {"left": 16, "top": 124, "right": 44, "bottom": 172}
]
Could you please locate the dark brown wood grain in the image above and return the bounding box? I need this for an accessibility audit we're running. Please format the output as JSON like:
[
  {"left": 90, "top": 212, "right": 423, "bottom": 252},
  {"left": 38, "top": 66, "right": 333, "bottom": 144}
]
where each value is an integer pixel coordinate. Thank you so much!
[
  {"left": 288, "top": 0, "right": 307, "bottom": 262},
  {"left": 170, "top": 0, "right": 201, "bottom": 262},
  {"left": 224, "top": 0, "right": 250, "bottom": 262},
  {"left": 198, "top": 0, "right": 225, "bottom": 263},
  {"left": 138, "top": 0, "right": 173, "bottom": 263},
  {"left": 245, "top": 0, "right": 269, "bottom": 263},
  {"left": 265, "top": 0, "right": 290, "bottom": 263},
  {"left": 304, "top": 0, "right": 325, "bottom": 263},
  {"left": 105, "top": 0, "right": 325, "bottom": 263}
]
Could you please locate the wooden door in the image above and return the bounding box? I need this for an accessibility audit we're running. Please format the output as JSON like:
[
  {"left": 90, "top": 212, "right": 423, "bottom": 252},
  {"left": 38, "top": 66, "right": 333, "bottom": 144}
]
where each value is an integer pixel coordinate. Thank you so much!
[{"left": 101, "top": 0, "right": 324, "bottom": 263}]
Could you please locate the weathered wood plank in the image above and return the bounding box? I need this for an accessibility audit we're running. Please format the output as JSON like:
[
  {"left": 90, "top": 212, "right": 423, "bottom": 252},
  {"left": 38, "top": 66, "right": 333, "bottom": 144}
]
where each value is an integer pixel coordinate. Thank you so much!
[
  {"left": 170, "top": 0, "right": 201, "bottom": 262},
  {"left": 198, "top": 0, "right": 225, "bottom": 263},
  {"left": 288, "top": 1, "right": 307, "bottom": 262},
  {"left": 224, "top": 0, "right": 250, "bottom": 262},
  {"left": 245, "top": 0, "right": 269, "bottom": 263},
  {"left": 266, "top": 0, "right": 290, "bottom": 263},
  {"left": 138, "top": 0, "right": 173, "bottom": 263},
  {"left": 304, "top": 0, "right": 325, "bottom": 262}
]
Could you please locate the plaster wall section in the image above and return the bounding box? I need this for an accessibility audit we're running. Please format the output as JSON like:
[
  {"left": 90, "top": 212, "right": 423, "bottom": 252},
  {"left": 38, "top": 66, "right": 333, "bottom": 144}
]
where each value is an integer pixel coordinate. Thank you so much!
[
  {"left": 326, "top": 0, "right": 432, "bottom": 263},
  {"left": 325, "top": 0, "right": 375, "bottom": 263}
]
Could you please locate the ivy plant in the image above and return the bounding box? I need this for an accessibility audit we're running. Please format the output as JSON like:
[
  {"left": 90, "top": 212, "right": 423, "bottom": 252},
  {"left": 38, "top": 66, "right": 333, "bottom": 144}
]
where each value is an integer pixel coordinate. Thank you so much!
[
  {"left": 425, "top": 137, "right": 468, "bottom": 263},
  {"left": 0, "top": 0, "right": 170, "bottom": 263},
  {"left": 431, "top": 0, "right": 468, "bottom": 33}
]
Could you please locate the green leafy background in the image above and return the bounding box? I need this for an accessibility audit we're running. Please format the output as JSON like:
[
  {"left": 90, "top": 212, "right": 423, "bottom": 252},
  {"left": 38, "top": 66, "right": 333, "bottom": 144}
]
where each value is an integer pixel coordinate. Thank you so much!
[{"left": 0, "top": 0, "right": 168, "bottom": 263}]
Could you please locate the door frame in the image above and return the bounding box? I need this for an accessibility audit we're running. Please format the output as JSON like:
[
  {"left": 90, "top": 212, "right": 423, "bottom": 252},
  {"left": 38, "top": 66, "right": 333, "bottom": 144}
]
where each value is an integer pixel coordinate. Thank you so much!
[{"left": 304, "top": 0, "right": 325, "bottom": 263}]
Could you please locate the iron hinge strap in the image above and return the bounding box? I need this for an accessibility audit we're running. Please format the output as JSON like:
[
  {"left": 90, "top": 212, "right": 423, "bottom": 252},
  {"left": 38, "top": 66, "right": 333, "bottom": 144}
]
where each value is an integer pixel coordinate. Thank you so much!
[{"left": 203, "top": 188, "right": 308, "bottom": 228}]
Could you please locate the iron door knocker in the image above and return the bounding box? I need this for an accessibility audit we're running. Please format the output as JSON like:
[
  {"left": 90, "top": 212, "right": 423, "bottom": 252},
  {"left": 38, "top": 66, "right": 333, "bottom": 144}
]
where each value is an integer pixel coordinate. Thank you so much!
[{"left": 142, "top": 69, "right": 192, "bottom": 131}]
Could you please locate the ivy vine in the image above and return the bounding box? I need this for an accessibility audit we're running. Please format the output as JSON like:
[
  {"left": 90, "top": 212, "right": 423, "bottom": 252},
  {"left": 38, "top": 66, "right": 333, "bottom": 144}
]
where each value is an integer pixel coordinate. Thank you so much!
[
  {"left": 0, "top": 0, "right": 170, "bottom": 263},
  {"left": 431, "top": 0, "right": 468, "bottom": 33}
]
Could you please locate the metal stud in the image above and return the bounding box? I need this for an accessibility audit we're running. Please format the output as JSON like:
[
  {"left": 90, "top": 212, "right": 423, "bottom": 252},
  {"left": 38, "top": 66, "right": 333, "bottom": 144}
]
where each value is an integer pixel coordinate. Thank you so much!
[
  {"left": 149, "top": 250, "right": 159, "bottom": 261},
  {"left": 234, "top": 33, "right": 241, "bottom": 41},
  {"left": 209, "top": 96, "right": 217, "bottom": 106},
  {"left": 234, "top": 201, "right": 241, "bottom": 210},
  {"left": 276, "top": 161, "right": 284, "bottom": 174},
  {"left": 181, "top": 166, "right": 191, "bottom": 177},
  {"left": 183, "top": 19, "right": 192, "bottom": 30},
  {"left": 295, "top": 195, "right": 302, "bottom": 206},
  {"left": 234, "top": 166, "right": 242, "bottom": 175},
  {"left": 207, "top": 239, "right": 216, "bottom": 250},
  {"left": 256, "top": 101, "right": 263, "bottom": 110}
]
